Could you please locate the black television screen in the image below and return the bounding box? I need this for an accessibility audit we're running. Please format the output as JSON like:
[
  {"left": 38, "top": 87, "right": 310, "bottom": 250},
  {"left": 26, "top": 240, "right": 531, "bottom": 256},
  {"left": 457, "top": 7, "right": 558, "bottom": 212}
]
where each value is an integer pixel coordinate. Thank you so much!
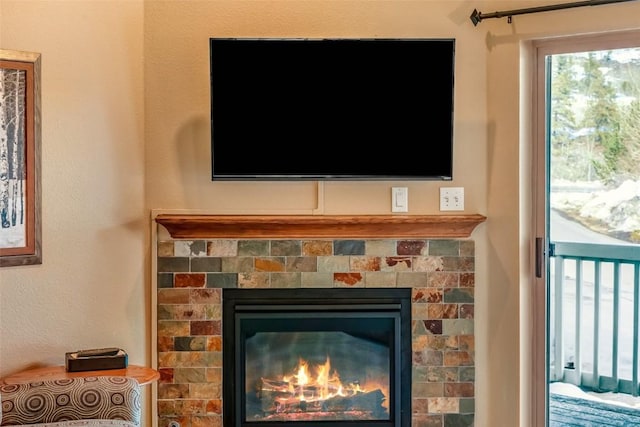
[{"left": 210, "top": 38, "right": 455, "bottom": 181}]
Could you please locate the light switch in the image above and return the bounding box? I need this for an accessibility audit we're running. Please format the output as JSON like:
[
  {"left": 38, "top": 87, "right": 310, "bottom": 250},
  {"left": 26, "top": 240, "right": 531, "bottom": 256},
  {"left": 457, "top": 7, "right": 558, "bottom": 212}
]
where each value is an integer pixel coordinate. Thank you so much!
[{"left": 392, "top": 187, "right": 408, "bottom": 212}]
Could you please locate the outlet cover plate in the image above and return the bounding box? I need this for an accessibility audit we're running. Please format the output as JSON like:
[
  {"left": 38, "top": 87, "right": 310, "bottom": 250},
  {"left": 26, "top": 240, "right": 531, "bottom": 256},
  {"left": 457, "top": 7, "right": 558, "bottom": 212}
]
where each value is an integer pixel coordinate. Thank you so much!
[{"left": 440, "top": 187, "right": 464, "bottom": 211}]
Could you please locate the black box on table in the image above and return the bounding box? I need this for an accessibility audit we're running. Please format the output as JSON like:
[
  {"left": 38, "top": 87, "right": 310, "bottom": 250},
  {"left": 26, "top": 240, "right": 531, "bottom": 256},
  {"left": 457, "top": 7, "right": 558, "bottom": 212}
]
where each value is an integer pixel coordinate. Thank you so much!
[{"left": 65, "top": 348, "right": 128, "bottom": 372}]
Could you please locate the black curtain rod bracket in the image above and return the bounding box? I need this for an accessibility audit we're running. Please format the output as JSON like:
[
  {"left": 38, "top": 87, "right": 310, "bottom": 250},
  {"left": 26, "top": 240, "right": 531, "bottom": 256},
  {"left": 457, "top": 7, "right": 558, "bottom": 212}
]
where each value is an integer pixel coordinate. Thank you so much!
[{"left": 470, "top": 0, "right": 638, "bottom": 26}]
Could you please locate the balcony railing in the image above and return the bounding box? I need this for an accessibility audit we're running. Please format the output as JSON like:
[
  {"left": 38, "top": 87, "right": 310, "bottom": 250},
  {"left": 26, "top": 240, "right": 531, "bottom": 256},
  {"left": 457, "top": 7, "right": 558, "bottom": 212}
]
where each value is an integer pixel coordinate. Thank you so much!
[{"left": 549, "top": 241, "right": 640, "bottom": 396}]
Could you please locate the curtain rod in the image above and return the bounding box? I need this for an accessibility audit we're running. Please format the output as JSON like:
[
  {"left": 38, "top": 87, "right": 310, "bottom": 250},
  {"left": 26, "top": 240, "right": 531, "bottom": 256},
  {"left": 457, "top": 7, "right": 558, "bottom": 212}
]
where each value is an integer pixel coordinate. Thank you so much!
[{"left": 470, "top": 0, "right": 638, "bottom": 26}]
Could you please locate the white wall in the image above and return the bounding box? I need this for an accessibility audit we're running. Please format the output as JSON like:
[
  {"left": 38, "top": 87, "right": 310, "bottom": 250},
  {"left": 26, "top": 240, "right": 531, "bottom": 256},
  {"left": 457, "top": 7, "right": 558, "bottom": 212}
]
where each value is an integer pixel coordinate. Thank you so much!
[{"left": 2, "top": 0, "right": 639, "bottom": 426}]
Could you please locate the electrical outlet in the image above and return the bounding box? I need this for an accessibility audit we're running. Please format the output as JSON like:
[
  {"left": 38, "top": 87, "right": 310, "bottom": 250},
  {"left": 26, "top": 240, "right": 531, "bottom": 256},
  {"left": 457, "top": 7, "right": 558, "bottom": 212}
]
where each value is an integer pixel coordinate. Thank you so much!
[{"left": 440, "top": 187, "right": 464, "bottom": 211}]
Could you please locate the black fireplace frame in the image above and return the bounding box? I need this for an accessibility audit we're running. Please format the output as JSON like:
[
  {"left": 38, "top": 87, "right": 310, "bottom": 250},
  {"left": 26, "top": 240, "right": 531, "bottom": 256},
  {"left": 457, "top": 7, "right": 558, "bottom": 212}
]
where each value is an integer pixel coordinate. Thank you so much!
[{"left": 222, "top": 287, "right": 412, "bottom": 427}]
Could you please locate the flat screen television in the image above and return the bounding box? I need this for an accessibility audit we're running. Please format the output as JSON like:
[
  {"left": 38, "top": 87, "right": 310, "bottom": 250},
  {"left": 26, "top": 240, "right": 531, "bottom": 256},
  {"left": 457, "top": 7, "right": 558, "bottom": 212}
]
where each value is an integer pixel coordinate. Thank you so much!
[{"left": 209, "top": 38, "right": 455, "bottom": 181}]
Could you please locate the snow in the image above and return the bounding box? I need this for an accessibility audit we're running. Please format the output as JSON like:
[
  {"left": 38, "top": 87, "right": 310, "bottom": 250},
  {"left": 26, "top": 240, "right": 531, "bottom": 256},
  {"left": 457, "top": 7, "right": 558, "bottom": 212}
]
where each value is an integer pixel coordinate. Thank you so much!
[
  {"left": 550, "top": 382, "right": 640, "bottom": 410},
  {"left": 551, "top": 179, "right": 640, "bottom": 240}
]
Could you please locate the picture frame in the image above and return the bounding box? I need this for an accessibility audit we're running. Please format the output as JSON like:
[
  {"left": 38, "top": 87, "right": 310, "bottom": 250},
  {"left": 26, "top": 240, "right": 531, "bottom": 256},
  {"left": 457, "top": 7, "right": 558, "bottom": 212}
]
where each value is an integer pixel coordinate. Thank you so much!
[{"left": 0, "top": 49, "right": 42, "bottom": 267}]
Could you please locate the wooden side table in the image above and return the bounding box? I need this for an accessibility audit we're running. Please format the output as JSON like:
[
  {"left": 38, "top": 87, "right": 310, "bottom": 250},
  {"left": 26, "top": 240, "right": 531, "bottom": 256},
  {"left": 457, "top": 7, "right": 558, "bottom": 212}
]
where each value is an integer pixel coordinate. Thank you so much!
[{"left": 1, "top": 364, "right": 160, "bottom": 386}]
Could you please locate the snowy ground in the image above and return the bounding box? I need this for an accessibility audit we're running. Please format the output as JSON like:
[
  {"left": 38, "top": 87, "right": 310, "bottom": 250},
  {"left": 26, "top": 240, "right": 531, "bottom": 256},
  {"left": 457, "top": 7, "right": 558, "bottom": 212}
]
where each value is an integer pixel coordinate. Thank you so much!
[
  {"left": 551, "top": 179, "right": 640, "bottom": 242},
  {"left": 550, "top": 382, "right": 640, "bottom": 409}
]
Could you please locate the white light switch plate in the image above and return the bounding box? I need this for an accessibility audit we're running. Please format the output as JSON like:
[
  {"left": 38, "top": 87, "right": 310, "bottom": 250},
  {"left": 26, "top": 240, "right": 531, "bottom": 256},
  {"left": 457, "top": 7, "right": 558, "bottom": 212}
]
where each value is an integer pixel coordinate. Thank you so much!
[
  {"left": 440, "top": 187, "right": 464, "bottom": 211},
  {"left": 392, "top": 187, "right": 408, "bottom": 212}
]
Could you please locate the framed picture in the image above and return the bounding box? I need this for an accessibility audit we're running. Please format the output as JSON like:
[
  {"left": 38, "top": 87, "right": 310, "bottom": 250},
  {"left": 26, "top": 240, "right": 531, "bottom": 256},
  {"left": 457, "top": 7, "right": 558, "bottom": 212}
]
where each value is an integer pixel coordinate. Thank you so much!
[{"left": 0, "top": 49, "right": 41, "bottom": 267}]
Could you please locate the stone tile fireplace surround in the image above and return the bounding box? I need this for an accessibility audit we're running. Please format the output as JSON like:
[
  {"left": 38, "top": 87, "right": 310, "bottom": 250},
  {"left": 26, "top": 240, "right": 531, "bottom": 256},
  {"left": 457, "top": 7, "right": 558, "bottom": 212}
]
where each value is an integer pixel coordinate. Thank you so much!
[{"left": 154, "top": 214, "right": 485, "bottom": 427}]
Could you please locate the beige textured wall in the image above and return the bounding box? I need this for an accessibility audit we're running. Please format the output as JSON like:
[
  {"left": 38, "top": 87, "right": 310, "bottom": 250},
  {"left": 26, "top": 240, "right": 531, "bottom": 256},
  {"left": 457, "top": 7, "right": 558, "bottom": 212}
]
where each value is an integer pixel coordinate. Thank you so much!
[
  {"left": 0, "top": 0, "right": 148, "bottom": 423},
  {"left": 2, "top": 0, "right": 639, "bottom": 426}
]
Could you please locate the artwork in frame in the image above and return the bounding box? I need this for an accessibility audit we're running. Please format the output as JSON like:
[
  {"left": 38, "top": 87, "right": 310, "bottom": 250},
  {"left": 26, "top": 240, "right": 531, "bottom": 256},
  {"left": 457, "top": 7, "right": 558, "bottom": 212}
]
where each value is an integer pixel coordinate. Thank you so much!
[{"left": 0, "top": 49, "right": 41, "bottom": 267}]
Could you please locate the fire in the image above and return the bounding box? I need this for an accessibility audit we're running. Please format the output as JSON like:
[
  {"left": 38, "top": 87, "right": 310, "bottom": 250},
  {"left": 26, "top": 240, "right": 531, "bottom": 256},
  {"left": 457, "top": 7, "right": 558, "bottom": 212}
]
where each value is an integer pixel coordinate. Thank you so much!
[
  {"left": 256, "top": 355, "right": 389, "bottom": 420},
  {"left": 262, "top": 356, "right": 385, "bottom": 405}
]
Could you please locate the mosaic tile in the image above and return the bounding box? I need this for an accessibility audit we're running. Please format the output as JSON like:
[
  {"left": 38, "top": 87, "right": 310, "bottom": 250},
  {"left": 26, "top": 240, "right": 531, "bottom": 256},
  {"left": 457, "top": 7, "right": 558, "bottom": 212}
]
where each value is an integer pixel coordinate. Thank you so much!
[
  {"left": 444, "top": 351, "right": 474, "bottom": 367},
  {"left": 350, "top": 256, "right": 381, "bottom": 271},
  {"left": 444, "top": 382, "right": 474, "bottom": 397},
  {"left": 429, "top": 240, "right": 460, "bottom": 256},
  {"left": 207, "top": 337, "right": 222, "bottom": 352},
  {"left": 175, "top": 337, "right": 206, "bottom": 351},
  {"left": 221, "top": 256, "right": 254, "bottom": 273},
  {"left": 428, "top": 303, "right": 458, "bottom": 319},
  {"left": 427, "top": 271, "right": 459, "bottom": 287},
  {"left": 366, "top": 239, "right": 396, "bottom": 255},
  {"left": 397, "top": 239, "right": 427, "bottom": 255},
  {"left": 317, "top": 255, "right": 349, "bottom": 272},
  {"left": 157, "top": 336, "right": 174, "bottom": 353},
  {"left": 205, "top": 273, "right": 237, "bottom": 288},
  {"left": 162, "top": 304, "right": 206, "bottom": 320},
  {"left": 190, "top": 288, "right": 221, "bottom": 304},
  {"left": 459, "top": 398, "right": 475, "bottom": 414},
  {"left": 300, "top": 272, "right": 334, "bottom": 287},
  {"left": 415, "top": 381, "right": 444, "bottom": 398},
  {"left": 191, "top": 257, "right": 222, "bottom": 272},
  {"left": 397, "top": 271, "right": 429, "bottom": 287},
  {"left": 459, "top": 335, "right": 475, "bottom": 352},
  {"left": 412, "top": 397, "right": 430, "bottom": 413},
  {"left": 173, "top": 367, "right": 206, "bottom": 383},
  {"left": 412, "top": 303, "right": 429, "bottom": 320},
  {"left": 158, "top": 321, "right": 190, "bottom": 337},
  {"left": 334, "top": 272, "right": 364, "bottom": 287},
  {"left": 158, "top": 367, "right": 174, "bottom": 383},
  {"left": 459, "top": 241, "right": 475, "bottom": 257},
  {"left": 460, "top": 367, "right": 475, "bottom": 382},
  {"left": 444, "top": 288, "right": 474, "bottom": 303},
  {"left": 413, "top": 288, "right": 443, "bottom": 303},
  {"left": 301, "top": 240, "right": 332, "bottom": 255},
  {"left": 206, "top": 366, "right": 222, "bottom": 382},
  {"left": 175, "top": 273, "right": 205, "bottom": 288},
  {"left": 364, "top": 271, "right": 397, "bottom": 287},
  {"left": 255, "top": 257, "right": 285, "bottom": 272},
  {"left": 238, "top": 272, "right": 269, "bottom": 288},
  {"left": 191, "top": 383, "right": 219, "bottom": 398},
  {"left": 285, "top": 256, "right": 317, "bottom": 272},
  {"left": 158, "top": 257, "right": 190, "bottom": 272},
  {"left": 424, "top": 319, "right": 443, "bottom": 335},
  {"left": 414, "top": 256, "right": 445, "bottom": 272},
  {"left": 158, "top": 383, "right": 189, "bottom": 399},
  {"left": 412, "top": 414, "right": 445, "bottom": 427},
  {"left": 271, "top": 240, "right": 301, "bottom": 256},
  {"left": 174, "top": 241, "right": 193, "bottom": 257},
  {"left": 190, "top": 320, "right": 220, "bottom": 336},
  {"left": 428, "top": 397, "right": 459, "bottom": 414},
  {"left": 204, "top": 399, "right": 222, "bottom": 414},
  {"left": 270, "top": 272, "right": 302, "bottom": 288},
  {"left": 175, "top": 399, "right": 206, "bottom": 414},
  {"left": 157, "top": 273, "right": 174, "bottom": 288},
  {"left": 443, "top": 319, "right": 474, "bottom": 335},
  {"left": 381, "top": 256, "right": 412, "bottom": 271},
  {"left": 157, "top": 241, "right": 174, "bottom": 257},
  {"left": 207, "top": 240, "right": 237, "bottom": 257},
  {"left": 444, "top": 413, "right": 474, "bottom": 427},
  {"left": 238, "top": 240, "right": 269, "bottom": 256},
  {"left": 459, "top": 272, "right": 475, "bottom": 287},
  {"left": 192, "top": 415, "right": 222, "bottom": 427},
  {"left": 334, "top": 239, "right": 365, "bottom": 255}
]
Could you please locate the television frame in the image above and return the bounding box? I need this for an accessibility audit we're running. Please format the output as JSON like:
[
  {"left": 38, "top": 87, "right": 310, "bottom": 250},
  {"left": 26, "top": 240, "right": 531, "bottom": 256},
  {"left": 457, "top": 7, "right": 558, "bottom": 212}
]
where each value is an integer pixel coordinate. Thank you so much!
[{"left": 209, "top": 37, "right": 456, "bottom": 181}]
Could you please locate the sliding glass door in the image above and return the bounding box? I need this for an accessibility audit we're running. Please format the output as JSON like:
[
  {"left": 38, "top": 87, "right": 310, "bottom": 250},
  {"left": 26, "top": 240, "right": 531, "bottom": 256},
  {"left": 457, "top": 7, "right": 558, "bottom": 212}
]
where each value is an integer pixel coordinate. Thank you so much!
[{"left": 532, "top": 30, "right": 640, "bottom": 426}]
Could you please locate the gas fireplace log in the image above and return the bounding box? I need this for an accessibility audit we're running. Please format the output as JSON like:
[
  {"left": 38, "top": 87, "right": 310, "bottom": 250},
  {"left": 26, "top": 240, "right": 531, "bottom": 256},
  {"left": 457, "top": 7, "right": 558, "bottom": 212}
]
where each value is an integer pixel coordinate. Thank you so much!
[{"left": 260, "top": 388, "right": 386, "bottom": 416}]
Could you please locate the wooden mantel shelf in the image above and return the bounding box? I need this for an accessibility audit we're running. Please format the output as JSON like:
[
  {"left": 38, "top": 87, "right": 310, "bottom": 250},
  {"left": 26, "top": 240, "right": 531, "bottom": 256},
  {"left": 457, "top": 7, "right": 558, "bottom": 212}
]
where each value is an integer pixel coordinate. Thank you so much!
[{"left": 155, "top": 214, "right": 486, "bottom": 239}]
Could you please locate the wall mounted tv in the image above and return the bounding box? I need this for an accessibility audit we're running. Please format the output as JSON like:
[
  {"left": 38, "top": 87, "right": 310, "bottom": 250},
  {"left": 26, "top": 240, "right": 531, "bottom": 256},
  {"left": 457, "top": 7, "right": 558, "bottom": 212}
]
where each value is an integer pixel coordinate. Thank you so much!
[{"left": 210, "top": 38, "right": 455, "bottom": 181}]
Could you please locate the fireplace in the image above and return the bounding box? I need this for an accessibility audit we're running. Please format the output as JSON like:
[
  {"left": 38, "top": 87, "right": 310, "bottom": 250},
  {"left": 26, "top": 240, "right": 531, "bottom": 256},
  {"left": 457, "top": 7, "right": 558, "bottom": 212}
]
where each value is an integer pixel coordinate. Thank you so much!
[
  {"left": 155, "top": 214, "right": 484, "bottom": 427},
  {"left": 222, "top": 288, "right": 412, "bottom": 427}
]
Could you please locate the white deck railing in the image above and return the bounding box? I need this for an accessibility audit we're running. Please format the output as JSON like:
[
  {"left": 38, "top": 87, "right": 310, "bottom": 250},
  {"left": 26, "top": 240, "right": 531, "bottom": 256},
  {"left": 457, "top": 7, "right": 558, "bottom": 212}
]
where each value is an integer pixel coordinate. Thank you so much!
[{"left": 550, "top": 242, "right": 640, "bottom": 396}]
